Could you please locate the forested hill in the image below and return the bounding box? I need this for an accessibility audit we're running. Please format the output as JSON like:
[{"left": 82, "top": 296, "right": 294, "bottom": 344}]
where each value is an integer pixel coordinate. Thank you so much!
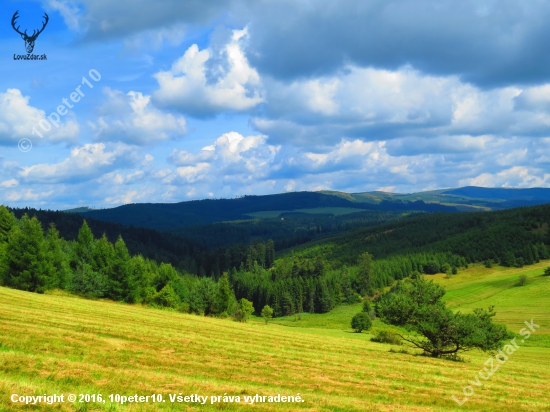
[
  {"left": 284, "top": 203, "right": 550, "bottom": 269},
  {"left": 7, "top": 207, "right": 205, "bottom": 270},
  {"left": 77, "top": 192, "right": 455, "bottom": 231}
]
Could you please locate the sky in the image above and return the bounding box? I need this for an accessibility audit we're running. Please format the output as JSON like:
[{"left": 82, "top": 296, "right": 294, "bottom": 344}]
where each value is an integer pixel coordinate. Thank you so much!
[{"left": 2, "top": 0, "right": 550, "bottom": 210}]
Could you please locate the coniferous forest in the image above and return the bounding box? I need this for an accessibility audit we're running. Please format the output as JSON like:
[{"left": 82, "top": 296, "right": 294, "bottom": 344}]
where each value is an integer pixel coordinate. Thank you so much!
[{"left": 1, "top": 203, "right": 550, "bottom": 319}]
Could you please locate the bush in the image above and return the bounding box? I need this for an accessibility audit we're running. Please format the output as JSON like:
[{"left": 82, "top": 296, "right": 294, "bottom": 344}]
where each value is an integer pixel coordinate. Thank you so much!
[
  {"left": 261, "top": 305, "right": 274, "bottom": 324},
  {"left": 371, "top": 330, "right": 402, "bottom": 345},
  {"left": 234, "top": 298, "right": 254, "bottom": 322},
  {"left": 517, "top": 274, "right": 528, "bottom": 286},
  {"left": 544, "top": 267, "right": 550, "bottom": 276},
  {"left": 351, "top": 312, "right": 372, "bottom": 333},
  {"left": 362, "top": 299, "right": 371, "bottom": 313}
]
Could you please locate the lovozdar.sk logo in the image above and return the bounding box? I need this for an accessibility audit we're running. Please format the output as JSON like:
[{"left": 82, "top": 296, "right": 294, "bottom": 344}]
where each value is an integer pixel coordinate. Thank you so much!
[{"left": 11, "top": 10, "right": 49, "bottom": 60}]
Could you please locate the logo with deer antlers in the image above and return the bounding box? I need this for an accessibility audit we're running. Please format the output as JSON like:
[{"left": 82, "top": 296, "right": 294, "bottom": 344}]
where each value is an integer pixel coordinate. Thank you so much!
[{"left": 11, "top": 11, "right": 49, "bottom": 54}]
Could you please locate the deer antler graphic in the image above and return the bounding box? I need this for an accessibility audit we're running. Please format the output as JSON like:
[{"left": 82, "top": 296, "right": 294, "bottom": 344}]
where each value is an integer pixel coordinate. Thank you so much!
[{"left": 11, "top": 11, "right": 49, "bottom": 54}]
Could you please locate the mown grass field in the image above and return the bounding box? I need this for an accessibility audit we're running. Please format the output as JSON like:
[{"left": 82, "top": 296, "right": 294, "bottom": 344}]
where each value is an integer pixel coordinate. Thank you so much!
[{"left": 1, "top": 263, "right": 549, "bottom": 411}]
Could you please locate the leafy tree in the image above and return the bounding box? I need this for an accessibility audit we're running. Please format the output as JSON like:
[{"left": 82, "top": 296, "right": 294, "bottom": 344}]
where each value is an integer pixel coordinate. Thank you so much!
[
  {"left": 377, "top": 277, "right": 513, "bottom": 357},
  {"left": 351, "top": 312, "right": 372, "bottom": 333},
  {"left": 261, "top": 305, "right": 274, "bottom": 324},
  {"left": 235, "top": 298, "right": 254, "bottom": 322}
]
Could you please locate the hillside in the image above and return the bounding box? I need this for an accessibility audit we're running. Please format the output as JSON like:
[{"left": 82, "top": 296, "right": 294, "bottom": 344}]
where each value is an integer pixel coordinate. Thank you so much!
[
  {"left": 7, "top": 207, "right": 206, "bottom": 271},
  {"left": 327, "top": 186, "right": 550, "bottom": 211},
  {"left": 283, "top": 203, "right": 550, "bottom": 267},
  {"left": 1, "top": 261, "right": 549, "bottom": 411},
  {"left": 77, "top": 192, "right": 455, "bottom": 231}
]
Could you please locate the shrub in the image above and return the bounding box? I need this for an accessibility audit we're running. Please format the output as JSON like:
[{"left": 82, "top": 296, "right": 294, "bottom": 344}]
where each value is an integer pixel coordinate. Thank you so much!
[
  {"left": 362, "top": 299, "right": 371, "bottom": 313},
  {"left": 517, "top": 274, "right": 528, "bottom": 286},
  {"left": 261, "top": 305, "right": 274, "bottom": 324},
  {"left": 234, "top": 298, "right": 254, "bottom": 322},
  {"left": 544, "top": 267, "right": 550, "bottom": 276},
  {"left": 371, "top": 330, "right": 402, "bottom": 345},
  {"left": 351, "top": 312, "right": 372, "bottom": 333}
]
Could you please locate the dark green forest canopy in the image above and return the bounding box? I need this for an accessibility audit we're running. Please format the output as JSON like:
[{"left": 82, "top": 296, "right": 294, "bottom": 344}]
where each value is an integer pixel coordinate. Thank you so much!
[{"left": 284, "top": 204, "right": 550, "bottom": 268}]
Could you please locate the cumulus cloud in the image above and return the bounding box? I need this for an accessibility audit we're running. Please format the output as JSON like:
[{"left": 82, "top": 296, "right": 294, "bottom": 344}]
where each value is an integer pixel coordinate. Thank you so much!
[
  {"left": 19, "top": 143, "right": 140, "bottom": 184},
  {"left": 243, "top": 0, "right": 550, "bottom": 88},
  {"left": 0, "top": 89, "right": 79, "bottom": 146},
  {"left": 88, "top": 88, "right": 186, "bottom": 145},
  {"left": 460, "top": 167, "right": 550, "bottom": 188},
  {"left": 152, "top": 28, "right": 264, "bottom": 117}
]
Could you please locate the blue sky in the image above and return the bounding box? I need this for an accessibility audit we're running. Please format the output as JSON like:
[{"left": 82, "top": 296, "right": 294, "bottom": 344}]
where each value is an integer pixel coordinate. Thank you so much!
[{"left": 1, "top": 0, "right": 550, "bottom": 209}]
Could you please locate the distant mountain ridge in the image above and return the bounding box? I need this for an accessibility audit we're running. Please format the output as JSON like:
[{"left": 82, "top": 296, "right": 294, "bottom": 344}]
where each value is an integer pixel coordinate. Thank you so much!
[
  {"left": 76, "top": 191, "right": 454, "bottom": 231},
  {"left": 67, "top": 186, "right": 550, "bottom": 232}
]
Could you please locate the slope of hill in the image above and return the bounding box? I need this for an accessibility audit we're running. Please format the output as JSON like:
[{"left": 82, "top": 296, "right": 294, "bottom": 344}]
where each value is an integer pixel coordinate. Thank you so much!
[
  {"left": 1, "top": 263, "right": 549, "bottom": 411},
  {"left": 8, "top": 207, "right": 206, "bottom": 270},
  {"left": 330, "top": 186, "right": 550, "bottom": 211},
  {"left": 77, "top": 192, "right": 455, "bottom": 231},
  {"left": 283, "top": 203, "right": 550, "bottom": 268}
]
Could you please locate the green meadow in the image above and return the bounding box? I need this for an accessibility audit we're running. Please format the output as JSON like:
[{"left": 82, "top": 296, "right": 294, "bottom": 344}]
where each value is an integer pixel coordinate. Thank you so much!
[
  {"left": 1, "top": 262, "right": 549, "bottom": 411},
  {"left": 246, "top": 207, "right": 367, "bottom": 219}
]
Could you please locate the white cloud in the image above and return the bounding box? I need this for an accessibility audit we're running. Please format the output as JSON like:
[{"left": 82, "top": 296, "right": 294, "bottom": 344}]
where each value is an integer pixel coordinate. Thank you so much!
[
  {"left": 460, "top": 167, "right": 550, "bottom": 188},
  {"left": 0, "top": 179, "right": 18, "bottom": 188},
  {"left": 89, "top": 88, "right": 187, "bottom": 145},
  {"left": 152, "top": 28, "right": 264, "bottom": 117},
  {"left": 19, "top": 143, "right": 140, "bottom": 183},
  {"left": 0, "top": 89, "right": 79, "bottom": 145}
]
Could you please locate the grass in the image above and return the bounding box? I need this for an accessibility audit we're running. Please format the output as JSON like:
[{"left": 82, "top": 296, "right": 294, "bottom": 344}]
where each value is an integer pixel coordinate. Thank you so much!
[
  {"left": 246, "top": 207, "right": 367, "bottom": 219},
  {"left": 1, "top": 263, "right": 550, "bottom": 411}
]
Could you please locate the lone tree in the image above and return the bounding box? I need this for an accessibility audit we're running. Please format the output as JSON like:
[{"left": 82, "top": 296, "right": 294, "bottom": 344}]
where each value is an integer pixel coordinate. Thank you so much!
[
  {"left": 235, "top": 298, "right": 254, "bottom": 322},
  {"left": 376, "top": 277, "right": 512, "bottom": 358},
  {"left": 261, "top": 305, "right": 274, "bottom": 324},
  {"left": 351, "top": 312, "right": 372, "bottom": 333}
]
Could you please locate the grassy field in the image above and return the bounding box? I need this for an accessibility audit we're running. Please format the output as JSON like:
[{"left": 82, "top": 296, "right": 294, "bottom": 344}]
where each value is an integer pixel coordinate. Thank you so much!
[
  {"left": 1, "top": 263, "right": 549, "bottom": 411},
  {"left": 246, "top": 208, "right": 366, "bottom": 219}
]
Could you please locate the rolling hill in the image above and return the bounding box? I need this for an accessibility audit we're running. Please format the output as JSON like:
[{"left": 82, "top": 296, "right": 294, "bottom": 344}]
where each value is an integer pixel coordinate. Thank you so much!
[
  {"left": 75, "top": 191, "right": 455, "bottom": 231},
  {"left": 1, "top": 261, "right": 549, "bottom": 411},
  {"left": 66, "top": 187, "right": 550, "bottom": 233}
]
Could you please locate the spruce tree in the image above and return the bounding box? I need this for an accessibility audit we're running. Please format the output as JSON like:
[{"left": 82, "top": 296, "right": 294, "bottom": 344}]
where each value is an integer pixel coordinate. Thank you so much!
[
  {"left": 215, "top": 272, "right": 234, "bottom": 315},
  {"left": 105, "top": 236, "right": 131, "bottom": 301},
  {"left": 5, "top": 215, "right": 52, "bottom": 293},
  {"left": 75, "top": 220, "right": 94, "bottom": 266},
  {"left": 45, "top": 223, "right": 71, "bottom": 289}
]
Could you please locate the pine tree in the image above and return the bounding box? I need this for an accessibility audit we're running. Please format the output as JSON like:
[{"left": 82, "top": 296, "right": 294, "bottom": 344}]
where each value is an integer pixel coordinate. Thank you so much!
[
  {"left": 358, "top": 252, "right": 373, "bottom": 295},
  {"left": 214, "top": 272, "right": 234, "bottom": 315},
  {"left": 0, "top": 206, "right": 16, "bottom": 243},
  {"left": 5, "top": 215, "right": 52, "bottom": 293},
  {"left": 91, "top": 233, "right": 115, "bottom": 275},
  {"left": 265, "top": 239, "right": 275, "bottom": 268},
  {"left": 75, "top": 220, "right": 94, "bottom": 266},
  {"left": 44, "top": 223, "right": 71, "bottom": 289},
  {"left": 105, "top": 235, "right": 131, "bottom": 301}
]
